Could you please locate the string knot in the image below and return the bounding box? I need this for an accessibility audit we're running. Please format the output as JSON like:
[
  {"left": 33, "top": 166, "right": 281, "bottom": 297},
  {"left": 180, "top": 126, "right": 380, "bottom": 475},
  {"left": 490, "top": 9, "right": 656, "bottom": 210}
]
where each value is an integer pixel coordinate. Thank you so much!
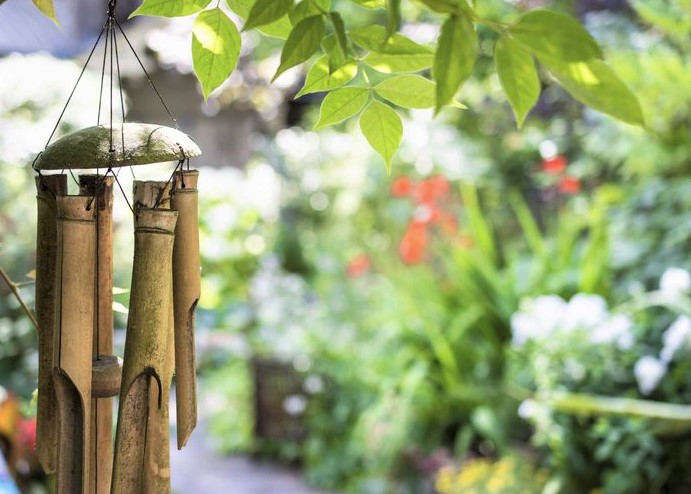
[{"left": 107, "top": 0, "right": 116, "bottom": 17}]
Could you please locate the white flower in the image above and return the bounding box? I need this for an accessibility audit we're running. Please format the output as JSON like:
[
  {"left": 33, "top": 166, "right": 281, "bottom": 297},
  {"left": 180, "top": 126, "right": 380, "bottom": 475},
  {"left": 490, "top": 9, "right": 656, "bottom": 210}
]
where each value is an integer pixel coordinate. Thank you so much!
[
  {"left": 510, "top": 295, "right": 567, "bottom": 346},
  {"left": 634, "top": 356, "right": 667, "bottom": 395},
  {"left": 517, "top": 399, "right": 538, "bottom": 419},
  {"left": 659, "top": 267, "right": 691, "bottom": 296},
  {"left": 660, "top": 315, "right": 691, "bottom": 363},
  {"left": 591, "top": 314, "right": 635, "bottom": 350},
  {"left": 562, "top": 293, "right": 608, "bottom": 332}
]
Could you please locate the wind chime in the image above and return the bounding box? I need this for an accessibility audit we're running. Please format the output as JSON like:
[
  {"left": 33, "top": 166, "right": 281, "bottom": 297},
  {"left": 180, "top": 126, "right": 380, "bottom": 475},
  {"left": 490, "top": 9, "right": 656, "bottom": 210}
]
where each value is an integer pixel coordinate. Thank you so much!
[{"left": 31, "top": 1, "right": 201, "bottom": 492}]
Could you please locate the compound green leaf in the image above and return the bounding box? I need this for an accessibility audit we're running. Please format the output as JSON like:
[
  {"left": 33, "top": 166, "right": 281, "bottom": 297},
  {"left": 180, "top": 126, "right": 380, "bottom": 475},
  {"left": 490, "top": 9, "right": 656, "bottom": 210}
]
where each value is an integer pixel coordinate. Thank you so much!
[
  {"left": 350, "top": 0, "right": 386, "bottom": 7},
  {"left": 290, "top": 0, "right": 330, "bottom": 24},
  {"left": 192, "top": 8, "right": 241, "bottom": 99},
  {"left": 359, "top": 101, "right": 402, "bottom": 172},
  {"left": 226, "top": 0, "right": 292, "bottom": 38},
  {"left": 296, "top": 56, "right": 357, "bottom": 97},
  {"left": 273, "top": 15, "right": 325, "bottom": 81},
  {"left": 508, "top": 10, "right": 603, "bottom": 63},
  {"left": 495, "top": 35, "right": 540, "bottom": 128},
  {"left": 314, "top": 87, "right": 370, "bottom": 128},
  {"left": 545, "top": 59, "right": 645, "bottom": 126},
  {"left": 243, "top": 0, "right": 293, "bottom": 31},
  {"left": 364, "top": 52, "right": 433, "bottom": 73},
  {"left": 32, "top": 0, "right": 58, "bottom": 25},
  {"left": 131, "top": 0, "right": 211, "bottom": 17},
  {"left": 434, "top": 13, "right": 477, "bottom": 112},
  {"left": 413, "top": 0, "right": 469, "bottom": 14},
  {"left": 375, "top": 74, "right": 436, "bottom": 108}
]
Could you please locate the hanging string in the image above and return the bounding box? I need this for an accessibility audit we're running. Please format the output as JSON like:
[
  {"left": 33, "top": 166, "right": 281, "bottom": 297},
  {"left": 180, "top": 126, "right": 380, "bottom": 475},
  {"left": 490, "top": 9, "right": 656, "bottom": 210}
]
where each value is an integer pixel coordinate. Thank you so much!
[
  {"left": 96, "top": 18, "right": 110, "bottom": 127},
  {"left": 113, "top": 17, "right": 179, "bottom": 129}
]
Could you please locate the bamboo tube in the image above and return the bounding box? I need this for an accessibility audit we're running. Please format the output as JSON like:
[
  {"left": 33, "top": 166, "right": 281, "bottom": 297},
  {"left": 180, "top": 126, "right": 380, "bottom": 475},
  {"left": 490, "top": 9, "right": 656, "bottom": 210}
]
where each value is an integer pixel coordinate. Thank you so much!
[
  {"left": 112, "top": 207, "right": 177, "bottom": 494},
  {"left": 171, "top": 170, "right": 200, "bottom": 449},
  {"left": 34, "top": 174, "right": 66, "bottom": 474},
  {"left": 53, "top": 195, "right": 96, "bottom": 494},
  {"left": 79, "top": 175, "right": 115, "bottom": 494}
]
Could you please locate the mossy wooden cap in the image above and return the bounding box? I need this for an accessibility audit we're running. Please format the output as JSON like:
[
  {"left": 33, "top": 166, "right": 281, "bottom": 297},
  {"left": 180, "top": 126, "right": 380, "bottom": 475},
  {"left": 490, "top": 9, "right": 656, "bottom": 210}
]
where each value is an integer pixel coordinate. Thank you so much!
[{"left": 33, "top": 123, "right": 201, "bottom": 170}]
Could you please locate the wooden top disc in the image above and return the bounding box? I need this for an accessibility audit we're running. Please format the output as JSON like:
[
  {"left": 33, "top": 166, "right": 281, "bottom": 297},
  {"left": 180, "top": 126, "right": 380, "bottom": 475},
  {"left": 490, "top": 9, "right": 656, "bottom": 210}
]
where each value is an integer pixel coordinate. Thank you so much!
[{"left": 33, "top": 123, "right": 201, "bottom": 170}]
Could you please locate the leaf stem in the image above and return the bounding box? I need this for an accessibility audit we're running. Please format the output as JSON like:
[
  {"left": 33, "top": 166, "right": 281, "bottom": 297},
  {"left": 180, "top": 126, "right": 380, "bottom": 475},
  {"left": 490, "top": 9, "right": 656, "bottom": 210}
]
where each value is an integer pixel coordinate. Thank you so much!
[{"left": 0, "top": 265, "right": 39, "bottom": 330}]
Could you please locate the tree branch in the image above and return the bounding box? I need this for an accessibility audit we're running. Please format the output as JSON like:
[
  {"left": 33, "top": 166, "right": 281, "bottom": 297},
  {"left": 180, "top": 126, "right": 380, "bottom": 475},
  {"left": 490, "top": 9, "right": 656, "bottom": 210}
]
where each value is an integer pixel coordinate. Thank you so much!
[{"left": 0, "top": 265, "right": 39, "bottom": 330}]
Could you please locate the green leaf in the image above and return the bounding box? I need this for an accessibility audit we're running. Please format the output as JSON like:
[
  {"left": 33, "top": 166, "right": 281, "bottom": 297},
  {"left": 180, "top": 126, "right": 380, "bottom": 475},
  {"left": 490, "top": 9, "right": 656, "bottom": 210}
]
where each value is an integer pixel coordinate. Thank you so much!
[
  {"left": 494, "top": 35, "right": 540, "bottom": 128},
  {"left": 290, "top": 0, "right": 330, "bottom": 24},
  {"left": 350, "top": 0, "right": 386, "bottom": 7},
  {"left": 226, "top": 0, "right": 292, "bottom": 38},
  {"left": 314, "top": 87, "right": 370, "bottom": 129},
  {"left": 329, "top": 12, "right": 349, "bottom": 71},
  {"left": 543, "top": 59, "right": 645, "bottom": 126},
  {"left": 413, "top": 0, "right": 468, "bottom": 14},
  {"left": 508, "top": 10, "right": 603, "bottom": 63},
  {"left": 273, "top": 15, "right": 325, "bottom": 81},
  {"left": 387, "top": 0, "right": 401, "bottom": 36},
  {"left": 192, "top": 8, "right": 241, "bottom": 99},
  {"left": 350, "top": 25, "right": 433, "bottom": 54},
  {"left": 32, "top": 0, "right": 58, "bottom": 25},
  {"left": 359, "top": 101, "right": 402, "bottom": 172},
  {"left": 374, "top": 74, "right": 436, "bottom": 108},
  {"left": 434, "top": 13, "right": 477, "bottom": 112},
  {"left": 243, "top": 0, "right": 293, "bottom": 31},
  {"left": 296, "top": 56, "right": 357, "bottom": 97},
  {"left": 131, "top": 0, "right": 211, "bottom": 17},
  {"left": 364, "top": 52, "right": 433, "bottom": 73}
]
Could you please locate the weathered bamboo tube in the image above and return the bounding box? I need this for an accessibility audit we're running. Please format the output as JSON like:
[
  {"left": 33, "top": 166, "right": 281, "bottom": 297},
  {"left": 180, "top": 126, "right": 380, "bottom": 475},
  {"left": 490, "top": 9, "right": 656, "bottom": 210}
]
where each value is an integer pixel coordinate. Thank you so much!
[
  {"left": 53, "top": 195, "right": 96, "bottom": 494},
  {"left": 171, "top": 170, "right": 200, "bottom": 449},
  {"left": 79, "top": 175, "right": 116, "bottom": 494},
  {"left": 111, "top": 206, "right": 177, "bottom": 494},
  {"left": 34, "top": 174, "right": 66, "bottom": 474}
]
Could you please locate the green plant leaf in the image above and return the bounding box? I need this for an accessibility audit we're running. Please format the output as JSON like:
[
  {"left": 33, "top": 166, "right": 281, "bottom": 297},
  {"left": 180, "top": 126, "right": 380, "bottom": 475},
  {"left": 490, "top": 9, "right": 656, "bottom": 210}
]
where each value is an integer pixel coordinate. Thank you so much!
[
  {"left": 350, "top": 25, "right": 433, "bottom": 54},
  {"left": 243, "top": 0, "right": 293, "bottom": 31},
  {"left": 131, "top": 0, "right": 211, "bottom": 17},
  {"left": 296, "top": 56, "right": 357, "bottom": 97},
  {"left": 226, "top": 0, "right": 292, "bottom": 38},
  {"left": 374, "top": 74, "right": 436, "bottom": 108},
  {"left": 32, "top": 0, "right": 58, "bottom": 25},
  {"left": 413, "top": 0, "right": 468, "bottom": 14},
  {"left": 387, "top": 0, "right": 401, "bottom": 36},
  {"left": 290, "top": 0, "right": 330, "bottom": 24},
  {"left": 434, "top": 13, "right": 477, "bottom": 112},
  {"left": 359, "top": 100, "right": 402, "bottom": 172},
  {"left": 314, "top": 87, "right": 370, "bottom": 129},
  {"left": 508, "top": 10, "right": 603, "bottom": 63},
  {"left": 273, "top": 15, "right": 325, "bottom": 81},
  {"left": 364, "top": 52, "right": 433, "bottom": 73},
  {"left": 543, "top": 59, "right": 645, "bottom": 126},
  {"left": 192, "top": 8, "right": 241, "bottom": 99},
  {"left": 350, "top": 0, "right": 386, "bottom": 7},
  {"left": 494, "top": 35, "right": 540, "bottom": 128}
]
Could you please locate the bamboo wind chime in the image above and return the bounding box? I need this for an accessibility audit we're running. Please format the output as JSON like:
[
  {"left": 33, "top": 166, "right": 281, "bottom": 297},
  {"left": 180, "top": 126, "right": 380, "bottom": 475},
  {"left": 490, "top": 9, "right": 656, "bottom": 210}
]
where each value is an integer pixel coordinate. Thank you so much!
[{"left": 31, "top": 2, "right": 202, "bottom": 493}]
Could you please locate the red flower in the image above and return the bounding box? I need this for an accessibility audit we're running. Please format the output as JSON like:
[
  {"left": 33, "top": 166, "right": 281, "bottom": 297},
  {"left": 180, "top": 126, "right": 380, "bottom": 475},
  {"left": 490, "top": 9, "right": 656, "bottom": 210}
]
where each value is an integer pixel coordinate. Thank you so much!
[
  {"left": 391, "top": 177, "right": 416, "bottom": 197},
  {"left": 18, "top": 417, "right": 37, "bottom": 451},
  {"left": 346, "top": 254, "right": 371, "bottom": 278},
  {"left": 415, "top": 176, "right": 449, "bottom": 204},
  {"left": 541, "top": 155, "right": 567, "bottom": 175},
  {"left": 559, "top": 176, "right": 581, "bottom": 194},
  {"left": 399, "top": 221, "right": 428, "bottom": 264}
]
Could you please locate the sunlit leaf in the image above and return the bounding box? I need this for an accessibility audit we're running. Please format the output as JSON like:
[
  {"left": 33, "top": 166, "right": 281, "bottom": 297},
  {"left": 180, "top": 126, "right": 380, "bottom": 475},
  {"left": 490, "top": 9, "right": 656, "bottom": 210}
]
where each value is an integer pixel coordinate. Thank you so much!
[
  {"left": 314, "top": 87, "right": 370, "bottom": 128},
  {"left": 494, "top": 35, "right": 540, "bottom": 128},
  {"left": 359, "top": 101, "right": 402, "bottom": 172},
  {"left": 273, "top": 15, "right": 325, "bottom": 81},
  {"left": 413, "top": 0, "right": 469, "bottom": 14},
  {"left": 32, "top": 0, "right": 58, "bottom": 25},
  {"left": 226, "top": 0, "right": 292, "bottom": 38},
  {"left": 375, "top": 74, "right": 436, "bottom": 108},
  {"left": 544, "top": 58, "right": 645, "bottom": 126},
  {"left": 296, "top": 56, "right": 357, "bottom": 97},
  {"left": 350, "top": 0, "right": 386, "bottom": 7},
  {"left": 131, "top": 0, "right": 211, "bottom": 17},
  {"left": 508, "top": 10, "right": 603, "bottom": 63},
  {"left": 364, "top": 52, "right": 433, "bottom": 73},
  {"left": 113, "top": 301, "right": 129, "bottom": 314},
  {"left": 192, "top": 8, "right": 241, "bottom": 99},
  {"left": 387, "top": 0, "right": 401, "bottom": 36},
  {"left": 434, "top": 13, "right": 477, "bottom": 112},
  {"left": 243, "top": 0, "right": 293, "bottom": 31},
  {"left": 290, "top": 0, "right": 330, "bottom": 24},
  {"left": 350, "top": 25, "right": 433, "bottom": 54}
]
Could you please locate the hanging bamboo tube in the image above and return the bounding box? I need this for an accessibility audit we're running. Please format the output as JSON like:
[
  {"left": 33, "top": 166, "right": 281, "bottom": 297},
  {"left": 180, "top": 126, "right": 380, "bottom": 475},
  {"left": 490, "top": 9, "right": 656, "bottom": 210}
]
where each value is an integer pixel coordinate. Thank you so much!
[
  {"left": 111, "top": 200, "right": 177, "bottom": 494},
  {"left": 53, "top": 195, "right": 96, "bottom": 494},
  {"left": 171, "top": 170, "right": 200, "bottom": 449},
  {"left": 34, "top": 174, "right": 66, "bottom": 474},
  {"left": 79, "top": 175, "right": 117, "bottom": 494}
]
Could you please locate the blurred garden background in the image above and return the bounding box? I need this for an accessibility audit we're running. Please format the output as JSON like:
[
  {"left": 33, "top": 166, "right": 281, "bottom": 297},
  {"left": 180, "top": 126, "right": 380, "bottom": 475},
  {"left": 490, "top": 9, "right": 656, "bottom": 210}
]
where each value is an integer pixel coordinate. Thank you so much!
[{"left": 1, "top": 0, "right": 691, "bottom": 492}]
